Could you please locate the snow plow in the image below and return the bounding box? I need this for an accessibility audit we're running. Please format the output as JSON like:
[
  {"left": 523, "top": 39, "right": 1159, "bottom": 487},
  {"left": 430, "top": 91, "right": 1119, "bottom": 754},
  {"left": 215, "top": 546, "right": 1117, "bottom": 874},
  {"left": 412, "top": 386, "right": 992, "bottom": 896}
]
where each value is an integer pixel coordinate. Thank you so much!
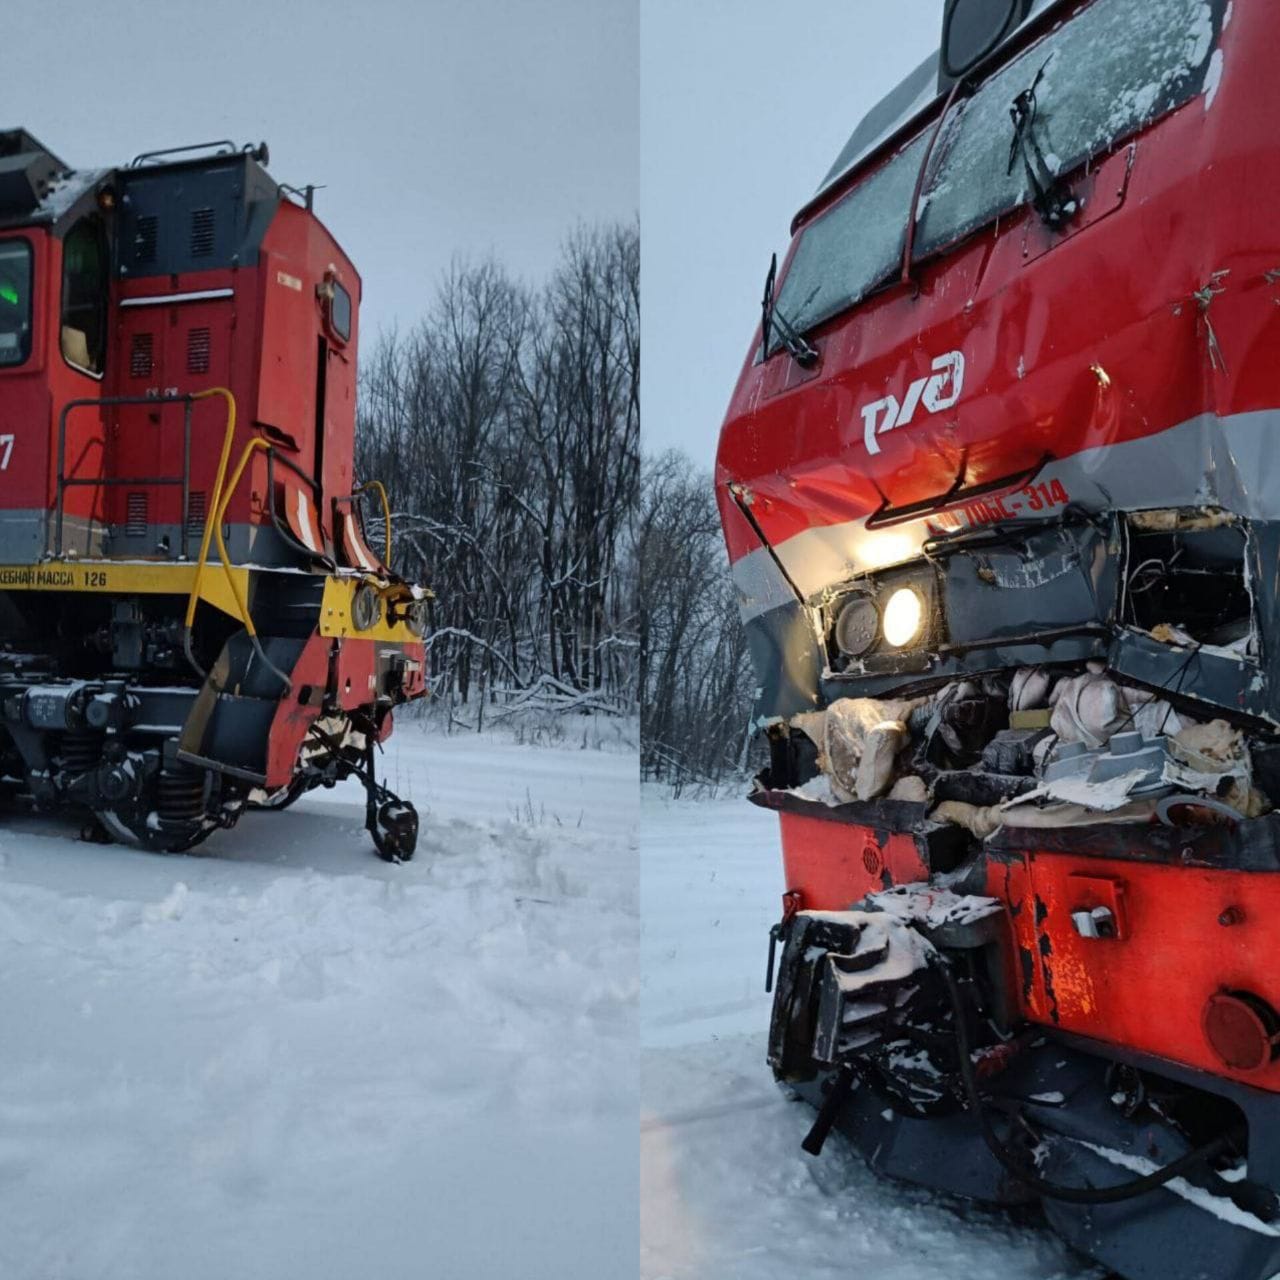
[
  {"left": 0, "top": 131, "right": 427, "bottom": 858},
  {"left": 717, "top": 1, "right": 1280, "bottom": 1275}
]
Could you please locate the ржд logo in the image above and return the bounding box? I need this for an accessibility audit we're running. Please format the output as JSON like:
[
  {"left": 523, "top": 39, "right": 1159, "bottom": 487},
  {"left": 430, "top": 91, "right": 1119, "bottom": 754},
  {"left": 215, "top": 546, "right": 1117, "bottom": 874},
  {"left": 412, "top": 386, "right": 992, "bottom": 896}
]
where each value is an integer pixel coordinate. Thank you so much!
[{"left": 860, "top": 351, "right": 965, "bottom": 456}]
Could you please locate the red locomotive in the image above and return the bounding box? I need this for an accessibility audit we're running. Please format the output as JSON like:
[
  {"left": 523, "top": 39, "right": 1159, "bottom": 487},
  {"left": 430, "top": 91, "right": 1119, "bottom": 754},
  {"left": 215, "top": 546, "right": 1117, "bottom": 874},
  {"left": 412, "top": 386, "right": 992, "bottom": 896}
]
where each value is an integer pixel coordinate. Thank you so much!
[
  {"left": 0, "top": 131, "right": 426, "bottom": 858},
  {"left": 717, "top": 1, "right": 1280, "bottom": 1275}
]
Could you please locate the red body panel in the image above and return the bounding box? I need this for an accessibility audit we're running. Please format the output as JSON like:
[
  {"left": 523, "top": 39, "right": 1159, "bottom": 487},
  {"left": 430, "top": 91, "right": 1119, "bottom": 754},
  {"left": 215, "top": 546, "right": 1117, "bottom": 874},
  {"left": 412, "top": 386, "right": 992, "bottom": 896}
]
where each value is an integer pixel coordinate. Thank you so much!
[
  {"left": 988, "top": 848, "right": 1280, "bottom": 1091},
  {"left": 265, "top": 630, "right": 329, "bottom": 788},
  {"left": 263, "top": 634, "right": 425, "bottom": 789},
  {"left": 778, "top": 807, "right": 1280, "bottom": 1092},
  {"left": 0, "top": 184, "right": 363, "bottom": 555},
  {"left": 104, "top": 217, "right": 359, "bottom": 543},
  {"left": 779, "top": 811, "right": 927, "bottom": 909},
  {"left": 108, "top": 266, "right": 248, "bottom": 530}
]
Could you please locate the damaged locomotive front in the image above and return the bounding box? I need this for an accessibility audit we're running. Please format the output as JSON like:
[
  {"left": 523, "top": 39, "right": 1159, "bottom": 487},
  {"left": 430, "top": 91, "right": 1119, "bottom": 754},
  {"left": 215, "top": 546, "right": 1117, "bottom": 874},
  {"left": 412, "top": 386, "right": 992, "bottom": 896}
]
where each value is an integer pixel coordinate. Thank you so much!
[
  {"left": 715, "top": 0, "right": 1280, "bottom": 1276},
  {"left": 753, "top": 518, "right": 1280, "bottom": 1280}
]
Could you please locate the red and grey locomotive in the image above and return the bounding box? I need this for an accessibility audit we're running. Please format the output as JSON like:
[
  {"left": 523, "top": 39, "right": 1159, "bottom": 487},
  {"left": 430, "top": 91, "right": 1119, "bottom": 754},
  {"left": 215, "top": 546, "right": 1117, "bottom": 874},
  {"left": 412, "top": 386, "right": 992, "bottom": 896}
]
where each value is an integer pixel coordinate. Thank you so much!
[{"left": 717, "top": 2, "right": 1280, "bottom": 1276}]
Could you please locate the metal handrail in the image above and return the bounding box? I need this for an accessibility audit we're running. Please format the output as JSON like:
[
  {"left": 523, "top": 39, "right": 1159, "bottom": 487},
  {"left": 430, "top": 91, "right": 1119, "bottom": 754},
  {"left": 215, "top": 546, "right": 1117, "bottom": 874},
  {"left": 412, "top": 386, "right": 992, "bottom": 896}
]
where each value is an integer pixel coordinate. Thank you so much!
[
  {"left": 334, "top": 480, "right": 393, "bottom": 570},
  {"left": 181, "top": 391, "right": 291, "bottom": 692},
  {"left": 53, "top": 393, "right": 195, "bottom": 560},
  {"left": 265, "top": 448, "right": 335, "bottom": 569},
  {"left": 129, "top": 140, "right": 237, "bottom": 167},
  {"left": 358, "top": 480, "right": 392, "bottom": 566}
]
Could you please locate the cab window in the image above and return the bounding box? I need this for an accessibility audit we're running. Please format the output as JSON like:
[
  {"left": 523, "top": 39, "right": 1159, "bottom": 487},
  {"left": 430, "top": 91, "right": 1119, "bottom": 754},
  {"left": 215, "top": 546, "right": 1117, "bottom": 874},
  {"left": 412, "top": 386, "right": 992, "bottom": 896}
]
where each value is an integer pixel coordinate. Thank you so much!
[
  {"left": 0, "top": 239, "right": 33, "bottom": 368},
  {"left": 330, "top": 279, "right": 352, "bottom": 343},
  {"left": 769, "top": 132, "right": 928, "bottom": 354},
  {"left": 60, "top": 216, "right": 108, "bottom": 376},
  {"left": 915, "top": 0, "right": 1224, "bottom": 261}
]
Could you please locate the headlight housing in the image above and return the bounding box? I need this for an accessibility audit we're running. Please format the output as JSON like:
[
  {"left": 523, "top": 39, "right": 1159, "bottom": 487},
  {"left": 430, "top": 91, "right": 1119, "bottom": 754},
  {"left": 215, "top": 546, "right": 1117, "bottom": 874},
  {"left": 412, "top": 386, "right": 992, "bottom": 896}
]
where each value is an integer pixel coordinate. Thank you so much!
[
  {"left": 833, "top": 593, "right": 879, "bottom": 658},
  {"left": 403, "top": 599, "right": 429, "bottom": 638},
  {"left": 351, "top": 583, "right": 382, "bottom": 631},
  {"left": 828, "top": 571, "right": 938, "bottom": 669}
]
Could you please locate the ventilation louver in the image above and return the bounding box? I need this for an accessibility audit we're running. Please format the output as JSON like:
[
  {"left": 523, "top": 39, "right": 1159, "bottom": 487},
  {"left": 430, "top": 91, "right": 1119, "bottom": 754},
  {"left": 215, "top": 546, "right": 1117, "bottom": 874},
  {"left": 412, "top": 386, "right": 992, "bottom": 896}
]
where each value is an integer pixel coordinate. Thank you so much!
[
  {"left": 134, "top": 215, "right": 158, "bottom": 265},
  {"left": 190, "top": 207, "right": 215, "bottom": 256},
  {"left": 187, "top": 327, "right": 211, "bottom": 374},
  {"left": 125, "top": 491, "right": 149, "bottom": 536},
  {"left": 129, "top": 332, "right": 153, "bottom": 378}
]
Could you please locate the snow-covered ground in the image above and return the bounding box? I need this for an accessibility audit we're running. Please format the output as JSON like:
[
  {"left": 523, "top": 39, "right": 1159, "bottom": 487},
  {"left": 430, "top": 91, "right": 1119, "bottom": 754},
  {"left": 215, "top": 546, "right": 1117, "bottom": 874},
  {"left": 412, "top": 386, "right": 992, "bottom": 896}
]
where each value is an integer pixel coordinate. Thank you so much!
[
  {"left": 640, "top": 788, "right": 1102, "bottom": 1280},
  {"left": 0, "top": 720, "right": 637, "bottom": 1280}
]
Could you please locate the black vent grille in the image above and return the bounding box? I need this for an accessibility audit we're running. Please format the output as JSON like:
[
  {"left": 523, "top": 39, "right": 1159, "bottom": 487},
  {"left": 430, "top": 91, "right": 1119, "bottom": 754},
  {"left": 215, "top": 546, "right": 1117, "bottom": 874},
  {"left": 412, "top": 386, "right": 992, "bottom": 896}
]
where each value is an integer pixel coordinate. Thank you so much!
[
  {"left": 186, "top": 490, "right": 207, "bottom": 530},
  {"left": 134, "top": 215, "right": 158, "bottom": 264},
  {"left": 190, "top": 207, "right": 215, "bottom": 256},
  {"left": 125, "top": 492, "right": 149, "bottom": 536},
  {"left": 187, "top": 327, "right": 211, "bottom": 374},
  {"left": 129, "top": 332, "right": 154, "bottom": 378}
]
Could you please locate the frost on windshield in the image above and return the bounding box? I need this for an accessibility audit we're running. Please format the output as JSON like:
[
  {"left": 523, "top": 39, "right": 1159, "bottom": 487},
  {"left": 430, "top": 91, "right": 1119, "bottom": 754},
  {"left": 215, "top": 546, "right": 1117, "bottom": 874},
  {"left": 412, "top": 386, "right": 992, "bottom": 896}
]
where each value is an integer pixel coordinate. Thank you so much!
[
  {"left": 769, "top": 0, "right": 1222, "bottom": 351},
  {"left": 772, "top": 132, "right": 928, "bottom": 351},
  {"left": 915, "top": 0, "right": 1222, "bottom": 261}
]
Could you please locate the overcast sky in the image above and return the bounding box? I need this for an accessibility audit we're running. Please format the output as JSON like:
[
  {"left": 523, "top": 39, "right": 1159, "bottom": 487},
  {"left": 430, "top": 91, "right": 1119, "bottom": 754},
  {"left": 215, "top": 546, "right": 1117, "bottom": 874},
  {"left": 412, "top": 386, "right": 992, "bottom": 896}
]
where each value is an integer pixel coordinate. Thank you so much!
[
  {"left": 9, "top": 0, "right": 637, "bottom": 342},
  {"left": 640, "top": 0, "right": 942, "bottom": 466}
]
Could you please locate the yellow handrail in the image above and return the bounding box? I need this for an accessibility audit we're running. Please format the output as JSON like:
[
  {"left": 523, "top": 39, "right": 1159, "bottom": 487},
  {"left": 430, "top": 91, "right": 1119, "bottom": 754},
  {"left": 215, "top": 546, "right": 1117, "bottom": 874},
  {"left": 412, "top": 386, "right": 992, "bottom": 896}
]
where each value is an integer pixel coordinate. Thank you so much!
[
  {"left": 182, "top": 389, "right": 289, "bottom": 690},
  {"left": 355, "top": 480, "right": 392, "bottom": 567},
  {"left": 185, "top": 387, "right": 238, "bottom": 633},
  {"left": 208, "top": 437, "right": 271, "bottom": 637}
]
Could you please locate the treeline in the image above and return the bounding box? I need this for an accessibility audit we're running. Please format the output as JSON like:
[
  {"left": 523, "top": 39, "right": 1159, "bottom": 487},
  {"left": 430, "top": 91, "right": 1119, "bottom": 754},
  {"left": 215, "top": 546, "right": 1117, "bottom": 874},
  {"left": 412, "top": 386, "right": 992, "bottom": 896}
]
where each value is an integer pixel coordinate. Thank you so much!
[
  {"left": 356, "top": 222, "right": 758, "bottom": 779},
  {"left": 638, "top": 451, "right": 757, "bottom": 790},
  {"left": 355, "top": 222, "right": 639, "bottom": 724}
]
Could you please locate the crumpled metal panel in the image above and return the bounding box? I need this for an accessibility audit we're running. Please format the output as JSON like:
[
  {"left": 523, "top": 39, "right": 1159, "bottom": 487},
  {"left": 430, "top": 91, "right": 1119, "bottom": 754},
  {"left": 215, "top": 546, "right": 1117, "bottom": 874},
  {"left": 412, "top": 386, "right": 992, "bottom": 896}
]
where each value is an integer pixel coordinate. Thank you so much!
[{"left": 940, "top": 518, "right": 1118, "bottom": 646}]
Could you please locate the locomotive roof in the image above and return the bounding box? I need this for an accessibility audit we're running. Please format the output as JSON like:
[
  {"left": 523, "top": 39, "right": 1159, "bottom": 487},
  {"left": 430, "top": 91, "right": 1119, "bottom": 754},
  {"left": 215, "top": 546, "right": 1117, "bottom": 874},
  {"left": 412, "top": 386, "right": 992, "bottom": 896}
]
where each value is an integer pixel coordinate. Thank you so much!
[{"left": 0, "top": 130, "right": 280, "bottom": 233}]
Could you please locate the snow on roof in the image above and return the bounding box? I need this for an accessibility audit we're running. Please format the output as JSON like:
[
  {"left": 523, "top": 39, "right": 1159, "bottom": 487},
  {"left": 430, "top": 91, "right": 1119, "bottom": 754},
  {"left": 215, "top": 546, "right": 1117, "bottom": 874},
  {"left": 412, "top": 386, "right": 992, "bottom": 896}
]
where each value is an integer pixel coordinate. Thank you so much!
[{"left": 35, "top": 167, "right": 108, "bottom": 223}]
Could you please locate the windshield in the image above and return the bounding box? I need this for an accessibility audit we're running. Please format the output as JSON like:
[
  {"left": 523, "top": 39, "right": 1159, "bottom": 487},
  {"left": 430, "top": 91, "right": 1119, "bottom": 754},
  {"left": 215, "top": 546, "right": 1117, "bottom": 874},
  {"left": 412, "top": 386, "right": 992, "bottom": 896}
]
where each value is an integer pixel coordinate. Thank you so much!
[
  {"left": 769, "top": 132, "right": 927, "bottom": 353},
  {"left": 0, "top": 239, "right": 33, "bottom": 368},
  {"left": 770, "top": 0, "right": 1223, "bottom": 354},
  {"left": 916, "top": 0, "right": 1222, "bottom": 259}
]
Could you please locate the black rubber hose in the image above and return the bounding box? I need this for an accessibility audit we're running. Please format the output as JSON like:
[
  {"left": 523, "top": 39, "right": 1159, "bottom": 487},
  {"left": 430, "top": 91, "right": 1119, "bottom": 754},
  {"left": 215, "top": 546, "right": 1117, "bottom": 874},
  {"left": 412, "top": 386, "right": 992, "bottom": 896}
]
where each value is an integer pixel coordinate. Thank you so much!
[{"left": 941, "top": 964, "right": 1235, "bottom": 1205}]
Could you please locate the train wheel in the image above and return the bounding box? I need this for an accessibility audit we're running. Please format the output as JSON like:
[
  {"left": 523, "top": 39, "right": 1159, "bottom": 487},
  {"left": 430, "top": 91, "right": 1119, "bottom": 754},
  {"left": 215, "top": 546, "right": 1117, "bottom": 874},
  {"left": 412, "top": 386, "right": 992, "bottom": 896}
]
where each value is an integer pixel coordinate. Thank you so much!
[
  {"left": 370, "top": 798, "right": 419, "bottom": 862},
  {"left": 94, "top": 806, "right": 213, "bottom": 854}
]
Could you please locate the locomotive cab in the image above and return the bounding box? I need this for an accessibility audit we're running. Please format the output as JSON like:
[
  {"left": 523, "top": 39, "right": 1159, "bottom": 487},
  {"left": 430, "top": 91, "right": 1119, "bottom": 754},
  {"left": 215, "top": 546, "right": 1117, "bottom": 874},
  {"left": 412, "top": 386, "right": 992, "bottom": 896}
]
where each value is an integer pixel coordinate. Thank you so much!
[{"left": 0, "top": 129, "right": 427, "bottom": 860}]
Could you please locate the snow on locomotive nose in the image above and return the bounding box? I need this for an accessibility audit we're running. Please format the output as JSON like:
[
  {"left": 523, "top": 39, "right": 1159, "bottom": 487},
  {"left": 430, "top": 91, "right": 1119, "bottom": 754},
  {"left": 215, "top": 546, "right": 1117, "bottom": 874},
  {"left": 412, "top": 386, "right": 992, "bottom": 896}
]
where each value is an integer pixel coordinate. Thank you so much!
[
  {"left": 716, "top": 1, "right": 1280, "bottom": 1277},
  {"left": 0, "top": 130, "right": 428, "bottom": 859}
]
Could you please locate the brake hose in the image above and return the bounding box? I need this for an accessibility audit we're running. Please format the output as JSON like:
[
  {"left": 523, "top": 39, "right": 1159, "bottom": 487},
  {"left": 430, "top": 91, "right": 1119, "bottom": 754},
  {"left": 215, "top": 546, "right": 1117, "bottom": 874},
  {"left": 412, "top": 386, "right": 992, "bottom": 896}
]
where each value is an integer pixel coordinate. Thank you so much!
[{"left": 941, "top": 964, "right": 1236, "bottom": 1205}]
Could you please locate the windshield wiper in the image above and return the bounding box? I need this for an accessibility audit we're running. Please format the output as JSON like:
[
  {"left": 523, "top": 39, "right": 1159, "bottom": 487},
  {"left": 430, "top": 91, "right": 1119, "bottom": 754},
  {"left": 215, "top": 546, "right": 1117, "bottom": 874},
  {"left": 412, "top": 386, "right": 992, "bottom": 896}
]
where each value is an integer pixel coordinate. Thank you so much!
[
  {"left": 761, "top": 253, "right": 818, "bottom": 368},
  {"left": 1007, "top": 56, "right": 1078, "bottom": 231}
]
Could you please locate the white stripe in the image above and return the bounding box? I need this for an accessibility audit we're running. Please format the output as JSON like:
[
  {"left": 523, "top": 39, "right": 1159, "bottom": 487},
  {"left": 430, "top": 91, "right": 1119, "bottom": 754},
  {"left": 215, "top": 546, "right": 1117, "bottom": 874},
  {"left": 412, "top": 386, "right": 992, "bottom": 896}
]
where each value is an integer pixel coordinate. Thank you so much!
[
  {"left": 289, "top": 488, "right": 319, "bottom": 553},
  {"left": 120, "top": 288, "right": 234, "bottom": 308},
  {"left": 346, "top": 519, "right": 378, "bottom": 572}
]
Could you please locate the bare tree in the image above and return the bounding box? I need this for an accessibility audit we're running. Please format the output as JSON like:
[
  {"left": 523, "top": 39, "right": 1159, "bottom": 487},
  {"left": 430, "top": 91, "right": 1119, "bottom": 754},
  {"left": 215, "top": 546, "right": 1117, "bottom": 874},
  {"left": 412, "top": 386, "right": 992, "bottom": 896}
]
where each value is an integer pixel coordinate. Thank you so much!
[
  {"left": 638, "top": 451, "right": 757, "bottom": 790},
  {"left": 355, "top": 223, "right": 640, "bottom": 725}
]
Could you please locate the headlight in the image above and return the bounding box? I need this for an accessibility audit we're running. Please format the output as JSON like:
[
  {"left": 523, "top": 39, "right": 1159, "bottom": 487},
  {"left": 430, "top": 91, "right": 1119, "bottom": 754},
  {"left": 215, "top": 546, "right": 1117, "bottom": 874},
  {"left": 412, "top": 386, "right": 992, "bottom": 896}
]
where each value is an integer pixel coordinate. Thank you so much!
[
  {"left": 833, "top": 594, "right": 879, "bottom": 657},
  {"left": 351, "top": 583, "right": 382, "bottom": 631},
  {"left": 882, "top": 587, "right": 924, "bottom": 648},
  {"left": 403, "top": 599, "right": 429, "bottom": 638}
]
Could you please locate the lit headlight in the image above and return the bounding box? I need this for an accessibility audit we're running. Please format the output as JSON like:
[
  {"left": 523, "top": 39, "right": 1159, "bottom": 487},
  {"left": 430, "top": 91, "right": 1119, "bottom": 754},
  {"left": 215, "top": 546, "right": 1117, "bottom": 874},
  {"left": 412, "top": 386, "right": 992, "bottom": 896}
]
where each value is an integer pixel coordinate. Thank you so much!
[{"left": 882, "top": 587, "right": 924, "bottom": 648}]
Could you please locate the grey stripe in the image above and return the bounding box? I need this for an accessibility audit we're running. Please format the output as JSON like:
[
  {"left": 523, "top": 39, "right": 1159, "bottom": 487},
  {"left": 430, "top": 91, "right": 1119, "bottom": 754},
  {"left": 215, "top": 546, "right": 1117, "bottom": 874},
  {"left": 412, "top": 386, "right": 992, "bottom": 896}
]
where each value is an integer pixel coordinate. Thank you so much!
[
  {"left": 735, "top": 408, "right": 1280, "bottom": 622},
  {"left": 730, "top": 545, "right": 800, "bottom": 621}
]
